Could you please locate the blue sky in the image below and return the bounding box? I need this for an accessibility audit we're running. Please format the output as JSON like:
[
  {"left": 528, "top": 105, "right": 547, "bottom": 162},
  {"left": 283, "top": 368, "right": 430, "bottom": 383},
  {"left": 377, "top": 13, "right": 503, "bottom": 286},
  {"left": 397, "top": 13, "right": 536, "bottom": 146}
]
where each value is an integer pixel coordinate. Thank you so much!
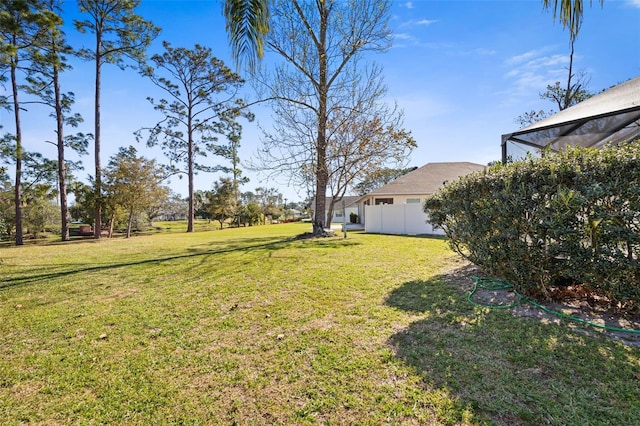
[{"left": 3, "top": 0, "right": 639, "bottom": 202}]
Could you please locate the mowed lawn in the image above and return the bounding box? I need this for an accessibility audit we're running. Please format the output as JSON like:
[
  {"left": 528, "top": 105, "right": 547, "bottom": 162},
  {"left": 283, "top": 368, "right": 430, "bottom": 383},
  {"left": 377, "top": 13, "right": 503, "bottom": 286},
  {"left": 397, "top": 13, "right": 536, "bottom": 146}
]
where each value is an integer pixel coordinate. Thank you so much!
[{"left": 1, "top": 223, "right": 639, "bottom": 425}]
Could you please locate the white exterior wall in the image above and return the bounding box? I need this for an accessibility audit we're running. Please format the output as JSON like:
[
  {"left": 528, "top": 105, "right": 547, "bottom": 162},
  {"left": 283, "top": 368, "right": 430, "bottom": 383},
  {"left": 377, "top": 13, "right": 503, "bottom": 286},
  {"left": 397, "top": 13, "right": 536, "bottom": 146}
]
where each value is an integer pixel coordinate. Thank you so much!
[
  {"left": 330, "top": 206, "right": 359, "bottom": 223},
  {"left": 364, "top": 203, "right": 444, "bottom": 236}
]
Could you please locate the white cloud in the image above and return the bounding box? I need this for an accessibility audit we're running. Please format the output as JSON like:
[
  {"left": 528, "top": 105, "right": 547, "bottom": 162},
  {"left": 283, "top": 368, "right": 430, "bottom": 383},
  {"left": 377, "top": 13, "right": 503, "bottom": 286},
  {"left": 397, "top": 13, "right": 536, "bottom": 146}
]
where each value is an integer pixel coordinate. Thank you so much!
[
  {"left": 505, "top": 49, "right": 544, "bottom": 66},
  {"left": 399, "top": 18, "right": 438, "bottom": 28},
  {"left": 460, "top": 47, "right": 497, "bottom": 56},
  {"left": 505, "top": 49, "right": 568, "bottom": 78},
  {"left": 532, "top": 54, "right": 568, "bottom": 68},
  {"left": 500, "top": 48, "right": 572, "bottom": 107},
  {"left": 506, "top": 71, "right": 551, "bottom": 93},
  {"left": 629, "top": 0, "right": 640, "bottom": 8},
  {"left": 391, "top": 32, "right": 418, "bottom": 49},
  {"left": 391, "top": 31, "right": 451, "bottom": 50},
  {"left": 404, "top": 1, "right": 414, "bottom": 9},
  {"left": 394, "top": 33, "right": 415, "bottom": 40},
  {"left": 416, "top": 19, "right": 437, "bottom": 26}
]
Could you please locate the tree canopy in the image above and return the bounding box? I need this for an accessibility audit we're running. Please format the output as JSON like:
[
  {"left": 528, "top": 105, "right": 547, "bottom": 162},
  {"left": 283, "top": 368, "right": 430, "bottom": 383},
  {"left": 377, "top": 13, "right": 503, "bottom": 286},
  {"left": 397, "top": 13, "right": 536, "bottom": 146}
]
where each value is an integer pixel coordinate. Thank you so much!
[
  {"left": 137, "top": 41, "right": 252, "bottom": 233},
  {"left": 103, "top": 146, "right": 166, "bottom": 238}
]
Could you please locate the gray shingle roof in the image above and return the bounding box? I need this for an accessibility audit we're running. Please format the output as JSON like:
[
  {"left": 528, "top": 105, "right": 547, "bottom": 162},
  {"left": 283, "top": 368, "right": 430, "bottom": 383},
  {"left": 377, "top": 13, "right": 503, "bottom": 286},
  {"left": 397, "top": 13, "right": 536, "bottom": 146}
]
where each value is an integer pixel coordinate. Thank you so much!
[
  {"left": 365, "top": 162, "right": 485, "bottom": 196},
  {"left": 325, "top": 195, "right": 360, "bottom": 208}
]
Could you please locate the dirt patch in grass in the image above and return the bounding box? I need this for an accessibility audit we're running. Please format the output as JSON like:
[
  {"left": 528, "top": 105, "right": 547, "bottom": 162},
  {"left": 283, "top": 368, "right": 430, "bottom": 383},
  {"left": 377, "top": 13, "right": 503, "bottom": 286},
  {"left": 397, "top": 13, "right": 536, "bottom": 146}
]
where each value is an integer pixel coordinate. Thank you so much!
[
  {"left": 294, "top": 230, "right": 337, "bottom": 239},
  {"left": 444, "top": 263, "right": 640, "bottom": 348}
]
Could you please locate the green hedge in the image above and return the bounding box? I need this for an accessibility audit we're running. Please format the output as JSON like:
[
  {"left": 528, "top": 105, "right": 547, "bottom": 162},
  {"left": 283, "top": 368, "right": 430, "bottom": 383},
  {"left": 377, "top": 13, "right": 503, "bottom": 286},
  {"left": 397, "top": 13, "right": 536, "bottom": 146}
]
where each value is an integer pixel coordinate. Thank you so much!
[{"left": 424, "top": 142, "right": 640, "bottom": 312}]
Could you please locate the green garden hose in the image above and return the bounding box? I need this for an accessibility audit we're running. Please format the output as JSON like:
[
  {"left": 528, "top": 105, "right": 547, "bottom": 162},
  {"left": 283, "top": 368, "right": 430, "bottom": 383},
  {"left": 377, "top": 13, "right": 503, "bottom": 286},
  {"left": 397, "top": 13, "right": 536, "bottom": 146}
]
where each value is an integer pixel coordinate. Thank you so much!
[{"left": 470, "top": 276, "right": 640, "bottom": 335}]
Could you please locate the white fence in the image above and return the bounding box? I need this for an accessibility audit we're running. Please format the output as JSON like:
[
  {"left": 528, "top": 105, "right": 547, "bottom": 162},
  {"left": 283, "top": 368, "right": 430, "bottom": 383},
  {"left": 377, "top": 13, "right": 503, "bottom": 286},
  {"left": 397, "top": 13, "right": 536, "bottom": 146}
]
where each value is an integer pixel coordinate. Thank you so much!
[{"left": 364, "top": 203, "right": 444, "bottom": 236}]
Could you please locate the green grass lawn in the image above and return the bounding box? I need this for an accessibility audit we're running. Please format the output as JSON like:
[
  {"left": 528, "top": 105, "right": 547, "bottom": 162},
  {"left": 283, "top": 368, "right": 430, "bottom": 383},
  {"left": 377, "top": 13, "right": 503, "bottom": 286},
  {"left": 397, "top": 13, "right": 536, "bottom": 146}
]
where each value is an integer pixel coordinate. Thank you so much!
[{"left": 1, "top": 223, "right": 638, "bottom": 425}]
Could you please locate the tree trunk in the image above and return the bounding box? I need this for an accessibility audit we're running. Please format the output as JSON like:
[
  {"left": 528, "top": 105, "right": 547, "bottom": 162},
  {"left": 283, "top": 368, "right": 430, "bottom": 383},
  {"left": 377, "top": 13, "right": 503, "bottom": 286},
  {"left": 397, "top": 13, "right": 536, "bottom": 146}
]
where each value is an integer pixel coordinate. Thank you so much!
[
  {"left": 126, "top": 209, "right": 133, "bottom": 238},
  {"left": 312, "top": 3, "right": 329, "bottom": 236},
  {"left": 11, "top": 50, "right": 23, "bottom": 246},
  {"left": 93, "top": 33, "right": 103, "bottom": 239},
  {"left": 107, "top": 213, "right": 114, "bottom": 238},
  {"left": 313, "top": 162, "right": 328, "bottom": 235},
  {"left": 563, "top": 39, "right": 575, "bottom": 111},
  {"left": 187, "top": 113, "right": 194, "bottom": 232},
  {"left": 54, "top": 59, "right": 69, "bottom": 241},
  {"left": 325, "top": 197, "right": 337, "bottom": 229}
]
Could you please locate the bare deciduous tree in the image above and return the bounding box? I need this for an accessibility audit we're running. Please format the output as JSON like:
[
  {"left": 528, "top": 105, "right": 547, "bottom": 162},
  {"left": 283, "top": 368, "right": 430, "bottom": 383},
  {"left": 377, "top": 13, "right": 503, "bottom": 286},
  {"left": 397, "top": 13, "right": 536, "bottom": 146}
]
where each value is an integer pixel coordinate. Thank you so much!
[{"left": 250, "top": 0, "right": 395, "bottom": 235}]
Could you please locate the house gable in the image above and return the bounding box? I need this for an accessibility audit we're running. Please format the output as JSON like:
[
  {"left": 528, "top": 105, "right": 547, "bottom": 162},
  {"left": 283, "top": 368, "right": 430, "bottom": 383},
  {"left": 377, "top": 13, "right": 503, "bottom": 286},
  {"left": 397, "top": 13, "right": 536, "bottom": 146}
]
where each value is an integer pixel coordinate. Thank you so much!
[{"left": 364, "top": 162, "right": 486, "bottom": 199}]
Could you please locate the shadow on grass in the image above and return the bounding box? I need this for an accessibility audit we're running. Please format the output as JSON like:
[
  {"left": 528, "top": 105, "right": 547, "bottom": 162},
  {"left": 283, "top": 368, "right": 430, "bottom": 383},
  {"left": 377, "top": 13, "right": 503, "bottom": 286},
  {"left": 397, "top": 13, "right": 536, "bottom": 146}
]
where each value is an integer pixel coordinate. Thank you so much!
[
  {"left": 1, "top": 234, "right": 359, "bottom": 291},
  {"left": 360, "top": 232, "right": 447, "bottom": 241},
  {"left": 384, "top": 266, "right": 640, "bottom": 425}
]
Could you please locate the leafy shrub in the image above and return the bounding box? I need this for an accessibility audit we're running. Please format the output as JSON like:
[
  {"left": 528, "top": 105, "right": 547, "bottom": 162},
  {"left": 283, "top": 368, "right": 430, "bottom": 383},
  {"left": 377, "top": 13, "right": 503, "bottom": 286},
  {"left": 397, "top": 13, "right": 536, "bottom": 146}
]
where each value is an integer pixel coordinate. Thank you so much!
[
  {"left": 24, "top": 200, "right": 60, "bottom": 239},
  {"left": 424, "top": 141, "right": 640, "bottom": 312},
  {"left": 0, "top": 215, "right": 7, "bottom": 239},
  {"left": 350, "top": 212, "right": 358, "bottom": 223}
]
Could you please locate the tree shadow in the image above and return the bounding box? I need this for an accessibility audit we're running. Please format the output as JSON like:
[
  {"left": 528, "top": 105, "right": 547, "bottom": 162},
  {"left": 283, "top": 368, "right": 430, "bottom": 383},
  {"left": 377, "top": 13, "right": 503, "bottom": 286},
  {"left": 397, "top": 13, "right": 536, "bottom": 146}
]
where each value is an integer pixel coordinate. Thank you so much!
[
  {"left": 384, "top": 265, "right": 640, "bottom": 425},
  {"left": 1, "top": 234, "right": 359, "bottom": 291}
]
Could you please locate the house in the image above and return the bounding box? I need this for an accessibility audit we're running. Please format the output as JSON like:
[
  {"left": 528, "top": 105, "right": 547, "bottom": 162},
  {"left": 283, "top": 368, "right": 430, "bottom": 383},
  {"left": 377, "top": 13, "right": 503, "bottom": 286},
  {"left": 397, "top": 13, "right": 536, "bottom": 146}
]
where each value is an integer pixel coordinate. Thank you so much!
[
  {"left": 358, "top": 162, "right": 485, "bottom": 235},
  {"left": 322, "top": 195, "right": 361, "bottom": 224}
]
